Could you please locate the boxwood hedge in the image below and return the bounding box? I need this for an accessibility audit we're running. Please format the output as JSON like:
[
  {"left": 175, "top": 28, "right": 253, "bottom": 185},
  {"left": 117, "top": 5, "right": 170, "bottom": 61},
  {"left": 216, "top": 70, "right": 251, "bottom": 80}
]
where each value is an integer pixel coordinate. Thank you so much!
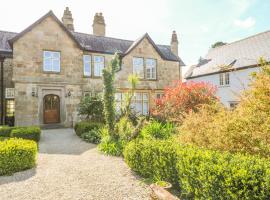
[
  {"left": 0, "top": 126, "right": 14, "bottom": 137},
  {"left": 74, "top": 121, "right": 103, "bottom": 137},
  {"left": 124, "top": 139, "right": 270, "bottom": 199},
  {"left": 0, "top": 138, "right": 37, "bottom": 175},
  {"left": 10, "top": 126, "right": 41, "bottom": 142}
]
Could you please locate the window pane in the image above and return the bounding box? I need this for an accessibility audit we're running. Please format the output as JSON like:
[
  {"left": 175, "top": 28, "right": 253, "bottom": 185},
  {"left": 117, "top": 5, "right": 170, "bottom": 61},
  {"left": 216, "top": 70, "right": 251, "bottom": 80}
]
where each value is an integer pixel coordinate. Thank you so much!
[
  {"left": 44, "top": 59, "right": 52, "bottom": 71},
  {"left": 53, "top": 52, "right": 60, "bottom": 59},
  {"left": 143, "top": 102, "right": 149, "bottom": 115},
  {"left": 83, "top": 55, "right": 91, "bottom": 76},
  {"left": 133, "top": 57, "right": 144, "bottom": 78},
  {"left": 6, "top": 100, "right": 15, "bottom": 117},
  {"left": 225, "top": 73, "right": 230, "bottom": 85},
  {"left": 94, "top": 56, "right": 104, "bottom": 77},
  {"left": 219, "top": 74, "right": 224, "bottom": 85},
  {"left": 44, "top": 51, "right": 51, "bottom": 58},
  {"left": 43, "top": 51, "right": 60, "bottom": 72},
  {"left": 146, "top": 59, "right": 156, "bottom": 79},
  {"left": 136, "top": 102, "right": 142, "bottom": 114},
  {"left": 53, "top": 59, "right": 60, "bottom": 72}
]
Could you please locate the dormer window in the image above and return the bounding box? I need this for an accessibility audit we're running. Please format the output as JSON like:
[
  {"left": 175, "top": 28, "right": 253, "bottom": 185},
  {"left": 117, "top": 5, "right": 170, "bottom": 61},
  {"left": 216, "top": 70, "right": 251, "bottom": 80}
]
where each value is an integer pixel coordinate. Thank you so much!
[
  {"left": 219, "top": 72, "right": 230, "bottom": 86},
  {"left": 43, "top": 51, "right": 60, "bottom": 72}
]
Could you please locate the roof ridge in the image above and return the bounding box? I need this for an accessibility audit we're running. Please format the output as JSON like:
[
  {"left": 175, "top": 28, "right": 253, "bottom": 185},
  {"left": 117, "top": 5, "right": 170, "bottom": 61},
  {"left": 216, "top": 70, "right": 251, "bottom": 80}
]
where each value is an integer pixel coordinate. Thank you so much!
[
  {"left": 211, "top": 30, "right": 270, "bottom": 51},
  {"left": 73, "top": 31, "right": 133, "bottom": 42}
]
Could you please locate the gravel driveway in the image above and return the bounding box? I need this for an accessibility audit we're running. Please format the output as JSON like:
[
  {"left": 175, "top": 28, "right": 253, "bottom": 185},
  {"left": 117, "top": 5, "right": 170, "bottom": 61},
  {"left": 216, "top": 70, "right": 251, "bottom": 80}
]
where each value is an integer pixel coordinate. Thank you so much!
[{"left": 0, "top": 129, "right": 149, "bottom": 200}]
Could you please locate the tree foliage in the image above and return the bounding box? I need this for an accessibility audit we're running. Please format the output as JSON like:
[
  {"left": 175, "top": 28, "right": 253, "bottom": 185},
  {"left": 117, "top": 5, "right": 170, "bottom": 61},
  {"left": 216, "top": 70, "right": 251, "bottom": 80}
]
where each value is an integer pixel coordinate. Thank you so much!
[
  {"left": 102, "top": 53, "right": 120, "bottom": 138},
  {"left": 211, "top": 41, "right": 227, "bottom": 48},
  {"left": 179, "top": 59, "right": 270, "bottom": 157},
  {"left": 78, "top": 95, "right": 104, "bottom": 122},
  {"left": 152, "top": 81, "right": 217, "bottom": 124}
]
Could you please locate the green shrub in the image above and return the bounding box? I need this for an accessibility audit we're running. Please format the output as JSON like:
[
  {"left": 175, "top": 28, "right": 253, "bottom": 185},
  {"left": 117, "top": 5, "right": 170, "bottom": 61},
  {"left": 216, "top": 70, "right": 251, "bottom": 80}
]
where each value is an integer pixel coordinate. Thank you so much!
[
  {"left": 124, "top": 139, "right": 179, "bottom": 186},
  {"left": 115, "top": 116, "right": 135, "bottom": 142},
  {"left": 81, "top": 129, "right": 101, "bottom": 144},
  {"left": 124, "top": 139, "right": 270, "bottom": 199},
  {"left": 0, "top": 138, "right": 37, "bottom": 175},
  {"left": 10, "top": 126, "right": 41, "bottom": 142},
  {"left": 98, "top": 135, "right": 123, "bottom": 156},
  {"left": 74, "top": 121, "right": 103, "bottom": 137},
  {"left": 0, "top": 126, "right": 14, "bottom": 137},
  {"left": 140, "top": 121, "right": 175, "bottom": 139}
]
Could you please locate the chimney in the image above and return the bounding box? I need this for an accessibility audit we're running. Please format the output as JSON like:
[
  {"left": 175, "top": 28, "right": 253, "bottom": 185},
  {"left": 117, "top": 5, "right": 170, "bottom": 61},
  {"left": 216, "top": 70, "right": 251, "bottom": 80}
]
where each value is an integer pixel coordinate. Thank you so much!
[
  {"left": 170, "top": 30, "right": 179, "bottom": 56},
  {"left": 92, "top": 13, "right": 106, "bottom": 36},
  {"left": 62, "top": 7, "right": 74, "bottom": 31}
]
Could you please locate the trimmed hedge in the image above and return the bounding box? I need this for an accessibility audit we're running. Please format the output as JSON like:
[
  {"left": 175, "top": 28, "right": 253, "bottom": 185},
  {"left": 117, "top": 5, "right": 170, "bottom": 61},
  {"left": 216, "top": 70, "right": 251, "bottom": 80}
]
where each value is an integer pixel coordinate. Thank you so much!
[
  {"left": 0, "top": 126, "right": 14, "bottom": 137},
  {"left": 74, "top": 121, "right": 103, "bottom": 137},
  {"left": 10, "top": 126, "right": 41, "bottom": 142},
  {"left": 124, "top": 139, "right": 270, "bottom": 199},
  {"left": 0, "top": 138, "right": 37, "bottom": 175}
]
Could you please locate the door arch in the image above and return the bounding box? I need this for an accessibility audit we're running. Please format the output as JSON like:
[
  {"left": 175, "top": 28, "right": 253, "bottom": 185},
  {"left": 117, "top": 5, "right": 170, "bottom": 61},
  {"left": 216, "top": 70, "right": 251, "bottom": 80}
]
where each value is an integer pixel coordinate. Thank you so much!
[{"left": 43, "top": 94, "right": 60, "bottom": 124}]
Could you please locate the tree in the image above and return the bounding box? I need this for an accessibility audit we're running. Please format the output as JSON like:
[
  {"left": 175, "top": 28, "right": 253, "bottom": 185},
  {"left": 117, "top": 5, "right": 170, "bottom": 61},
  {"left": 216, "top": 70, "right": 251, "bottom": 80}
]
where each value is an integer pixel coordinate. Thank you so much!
[
  {"left": 102, "top": 53, "right": 120, "bottom": 138},
  {"left": 152, "top": 81, "right": 217, "bottom": 124},
  {"left": 211, "top": 41, "right": 227, "bottom": 48},
  {"left": 78, "top": 95, "right": 104, "bottom": 122}
]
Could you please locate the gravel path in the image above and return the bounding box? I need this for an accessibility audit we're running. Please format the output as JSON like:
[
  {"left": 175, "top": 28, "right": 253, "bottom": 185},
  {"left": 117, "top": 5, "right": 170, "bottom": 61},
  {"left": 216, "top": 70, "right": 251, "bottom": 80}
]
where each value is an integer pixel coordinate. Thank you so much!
[{"left": 0, "top": 129, "right": 149, "bottom": 200}]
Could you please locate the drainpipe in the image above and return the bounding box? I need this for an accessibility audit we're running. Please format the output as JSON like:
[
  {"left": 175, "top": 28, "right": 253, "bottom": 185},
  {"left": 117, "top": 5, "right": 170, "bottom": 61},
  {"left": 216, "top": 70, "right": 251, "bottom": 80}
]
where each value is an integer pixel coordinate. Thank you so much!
[{"left": 0, "top": 56, "right": 4, "bottom": 125}]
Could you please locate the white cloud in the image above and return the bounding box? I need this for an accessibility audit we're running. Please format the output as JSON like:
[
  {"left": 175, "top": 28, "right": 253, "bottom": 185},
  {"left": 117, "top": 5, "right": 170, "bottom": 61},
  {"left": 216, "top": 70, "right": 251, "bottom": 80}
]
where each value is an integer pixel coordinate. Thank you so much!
[{"left": 234, "top": 17, "right": 256, "bottom": 28}]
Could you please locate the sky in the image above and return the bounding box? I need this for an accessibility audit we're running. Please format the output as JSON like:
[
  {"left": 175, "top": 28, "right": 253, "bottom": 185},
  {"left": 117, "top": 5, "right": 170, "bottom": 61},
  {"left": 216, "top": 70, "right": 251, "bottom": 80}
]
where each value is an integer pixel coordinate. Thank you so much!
[{"left": 0, "top": 0, "right": 269, "bottom": 72}]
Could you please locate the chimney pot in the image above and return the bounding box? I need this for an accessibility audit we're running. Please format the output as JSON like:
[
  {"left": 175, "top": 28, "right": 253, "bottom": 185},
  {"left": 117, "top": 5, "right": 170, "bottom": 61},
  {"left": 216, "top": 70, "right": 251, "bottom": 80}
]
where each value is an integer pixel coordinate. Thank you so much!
[
  {"left": 62, "top": 7, "right": 74, "bottom": 31},
  {"left": 171, "top": 31, "right": 179, "bottom": 56},
  {"left": 92, "top": 12, "right": 106, "bottom": 36}
]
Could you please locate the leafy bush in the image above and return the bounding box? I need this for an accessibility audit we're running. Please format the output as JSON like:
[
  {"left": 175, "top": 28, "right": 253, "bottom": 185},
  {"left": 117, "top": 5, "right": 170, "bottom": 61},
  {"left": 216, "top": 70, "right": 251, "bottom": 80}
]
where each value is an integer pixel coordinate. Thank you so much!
[
  {"left": 140, "top": 120, "right": 175, "bottom": 139},
  {"left": 0, "top": 138, "right": 37, "bottom": 175},
  {"left": 115, "top": 116, "right": 135, "bottom": 142},
  {"left": 152, "top": 81, "right": 217, "bottom": 124},
  {"left": 124, "top": 139, "right": 270, "bottom": 199},
  {"left": 98, "top": 135, "right": 123, "bottom": 156},
  {"left": 10, "top": 126, "right": 41, "bottom": 142},
  {"left": 0, "top": 126, "right": 14, "bottom": 137},
  {"left": 74, "top": 121, "right": 103, "bottom": 137},
  {"left": 78, "top": 95, "right": 104, "bottom": 122},
  {"left": 179, "top": 61, "right": 270, "bottom": 157},
  {"left": 81, "top": 129, "right": 101, "bottom": 144}
]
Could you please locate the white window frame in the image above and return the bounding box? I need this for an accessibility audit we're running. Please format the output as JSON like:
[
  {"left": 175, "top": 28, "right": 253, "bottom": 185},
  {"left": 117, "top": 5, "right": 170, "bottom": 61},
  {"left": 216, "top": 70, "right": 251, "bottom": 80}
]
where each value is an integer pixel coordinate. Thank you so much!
[
  {"left": 43, "top": 51, "right": 61, "bottom": 72},
  {"left": 219, "top": 72, "right": 230, "bottom": 86},
  {"left": 145, "top": 58, "right": 157, "bottom": 79},
  {"left": 94, "top": 56, "right": 105, "bottom": 77},
  {"left": 83, "top": 55, "right": 91, "bottom": 76},
  {"left": 5, "top": 88, "right": 15, "bottom": 99},
  {"left": 133, "top": 57, "right": 144, "bottom": 78},
  {"left": 156, "top": 92, "right": 164, "bottom": 99}
]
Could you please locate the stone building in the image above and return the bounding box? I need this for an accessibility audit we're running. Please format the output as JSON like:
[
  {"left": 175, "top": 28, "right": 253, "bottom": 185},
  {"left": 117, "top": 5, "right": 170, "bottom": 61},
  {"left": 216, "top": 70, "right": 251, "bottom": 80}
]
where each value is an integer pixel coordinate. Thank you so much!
[{"left": 0, "top": 8, "right": 184, "bottom": 127}]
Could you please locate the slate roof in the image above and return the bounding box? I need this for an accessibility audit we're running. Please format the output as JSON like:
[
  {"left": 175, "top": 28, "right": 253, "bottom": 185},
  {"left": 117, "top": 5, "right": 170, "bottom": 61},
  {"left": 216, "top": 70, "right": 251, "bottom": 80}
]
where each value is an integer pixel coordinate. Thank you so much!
[
  {"left": 186, "top": 30, "right": 270, "bottom": 79},
  {"left": 0, "top": 11, "right": 184, "bottom": 64},
  {"left": 0, "top": 30, "right": 16, "bottom": 53}
]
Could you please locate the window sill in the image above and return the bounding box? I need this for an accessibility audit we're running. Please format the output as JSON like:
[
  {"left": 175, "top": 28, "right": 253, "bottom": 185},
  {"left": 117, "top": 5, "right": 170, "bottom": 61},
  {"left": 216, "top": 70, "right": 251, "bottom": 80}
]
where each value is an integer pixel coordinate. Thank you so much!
[
  {"left": 218, "top": 85, "right": 230, "bottom": 88},
  {"left": 83, "top": 76, "right": 102, "bottom": 79},
  {"left": 43, "top": 71, "right": 61, "bottom": 74}
]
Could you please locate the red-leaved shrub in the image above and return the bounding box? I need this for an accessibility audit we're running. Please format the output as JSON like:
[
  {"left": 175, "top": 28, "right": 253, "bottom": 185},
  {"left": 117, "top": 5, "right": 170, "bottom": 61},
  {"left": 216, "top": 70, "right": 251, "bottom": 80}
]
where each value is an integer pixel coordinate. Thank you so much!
[{"left": 152, "top": 81, "right": 217, "bottom": 124}]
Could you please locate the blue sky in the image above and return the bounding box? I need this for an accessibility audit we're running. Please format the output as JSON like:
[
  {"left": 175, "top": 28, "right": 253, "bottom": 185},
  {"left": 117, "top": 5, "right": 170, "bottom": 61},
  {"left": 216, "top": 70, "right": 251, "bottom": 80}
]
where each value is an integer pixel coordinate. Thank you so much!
[{"left": 0, "top": 0, "right": 269, "bottom": 69}]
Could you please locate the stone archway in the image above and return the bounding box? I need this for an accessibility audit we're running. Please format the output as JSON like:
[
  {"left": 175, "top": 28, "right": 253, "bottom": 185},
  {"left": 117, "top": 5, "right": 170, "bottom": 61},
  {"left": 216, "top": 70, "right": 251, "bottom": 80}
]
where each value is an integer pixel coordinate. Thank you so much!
[{"left": 43, "top": 94, "right": 60, "bottom": 124}]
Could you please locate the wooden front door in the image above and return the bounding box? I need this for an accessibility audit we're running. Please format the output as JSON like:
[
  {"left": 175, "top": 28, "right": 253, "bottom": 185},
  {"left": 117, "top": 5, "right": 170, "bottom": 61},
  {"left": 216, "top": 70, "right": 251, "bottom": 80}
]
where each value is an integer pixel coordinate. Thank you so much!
[{"left": 44, "top": 94, "right": 60, "bottom": 124}]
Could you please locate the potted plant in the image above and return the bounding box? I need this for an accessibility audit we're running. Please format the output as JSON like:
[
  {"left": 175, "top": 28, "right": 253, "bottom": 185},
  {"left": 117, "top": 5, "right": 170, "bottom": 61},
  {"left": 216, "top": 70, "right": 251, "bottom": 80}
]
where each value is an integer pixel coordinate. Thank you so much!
[{"left": 155, "top": 180, "right": 172, "bottom": 189}]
